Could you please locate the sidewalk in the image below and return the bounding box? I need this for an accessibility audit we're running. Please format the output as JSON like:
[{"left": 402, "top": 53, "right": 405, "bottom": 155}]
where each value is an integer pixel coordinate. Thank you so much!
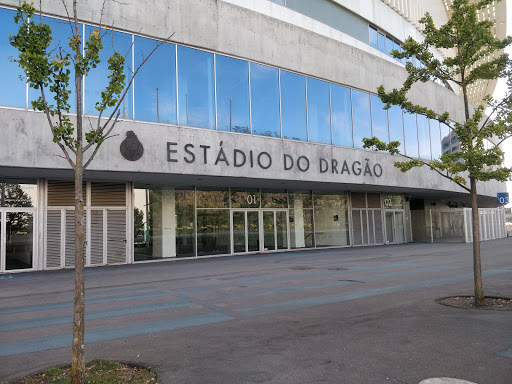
[{"left": 1, "top": 240, "right": 511, "bottom": 383}]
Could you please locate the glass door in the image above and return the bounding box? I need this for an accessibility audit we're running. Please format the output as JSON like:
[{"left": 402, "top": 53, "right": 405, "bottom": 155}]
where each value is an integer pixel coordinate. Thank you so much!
[
  {"left": 385, "top": 210, "right": 405, "bottom": 243},
  {"left": 1, "top": 209, "right": 35, "bottom": 272},
  {"left": 262, "top": 210, "right": 288, "bottom": 251},
  {"left": 232, "top": 210, "right": 261, "bottom": 253}
]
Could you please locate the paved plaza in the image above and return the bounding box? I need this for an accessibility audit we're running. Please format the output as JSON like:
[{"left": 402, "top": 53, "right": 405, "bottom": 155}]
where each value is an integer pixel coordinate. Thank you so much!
[{"left": 1, "top": 239, "right": 511, "bottom": 383}]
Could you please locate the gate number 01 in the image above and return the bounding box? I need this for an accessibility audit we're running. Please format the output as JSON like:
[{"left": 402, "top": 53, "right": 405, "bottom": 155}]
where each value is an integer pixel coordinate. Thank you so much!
[{"left": 247, "top": 194, "right": 257, "bottom": 205}]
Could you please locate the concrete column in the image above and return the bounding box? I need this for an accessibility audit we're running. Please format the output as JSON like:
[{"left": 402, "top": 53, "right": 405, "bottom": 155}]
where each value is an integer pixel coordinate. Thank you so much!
[
  {"left": 293, "top": 194, "right": 305, "bottom": 248},
  {"left": 153, "top": 188, "right": 176, "bottom": 258}
]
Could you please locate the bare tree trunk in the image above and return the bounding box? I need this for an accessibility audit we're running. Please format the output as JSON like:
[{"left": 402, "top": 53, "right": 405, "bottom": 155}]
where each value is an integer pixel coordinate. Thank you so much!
[
  {"left": 470, "top": 177, "right": 485, "bottom": 306},
  {"left": 71, "top": 159, "right": 85, "bottom": 384}
]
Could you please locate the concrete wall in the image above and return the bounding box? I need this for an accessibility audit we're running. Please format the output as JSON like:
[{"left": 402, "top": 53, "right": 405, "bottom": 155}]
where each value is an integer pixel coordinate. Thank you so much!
[{"left": 0, "top": 0, "right": 505, "bottom": 201}]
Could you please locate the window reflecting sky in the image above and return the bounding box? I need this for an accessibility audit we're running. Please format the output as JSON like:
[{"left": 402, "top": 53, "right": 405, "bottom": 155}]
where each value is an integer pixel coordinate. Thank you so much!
[
  {"left": 352, "top": 90, "right": 371, "bottom": 149},
  {"left": 378, "top": 32, "right": 386, "bottom": 53},
  {"left": 307, "top": 78, "right": 331, "bottom": 144},
  {"left": 134, "top": 37, "right": 176, "bottom": 124},
  {"left": 281, "top": 70, "right": 307, "bottom": 141},
  {"left": 371, "top": 95, "right": 389, "bottom": 143},
  {"left": 250, "top": 62, "right": 280, "bottom": 138},
  {"left": 0, "top": 8, "right": 26, "bottom": 108},
  {"left": 430, "top": 119, "right": 442, "bottom": 160},
  {"left": 331, "top": 84, "right": 353, "bottom": 147},
  {"left": 216, "top": 55, "right": 250, "bottom": 133},
  {"left": 177, "top": 46, "right": 215, "bottom": 129},
  {"left": 369, "top": 27, "right": 378, "bottom": 50},
  {"left": 441, "top": 122, "right": 451, "bottom": 155},
  {"left": 84, "top": 26, "right": 133, "bottom": 118},
  {"left": 404, "top": 113, "right": 419, "bottom": 158},
  {"left": 388, "top": 105, "right": 404, "bottom": 153},
  {"left": 417, "top": 114, "right": 431, "bottom": 160}
]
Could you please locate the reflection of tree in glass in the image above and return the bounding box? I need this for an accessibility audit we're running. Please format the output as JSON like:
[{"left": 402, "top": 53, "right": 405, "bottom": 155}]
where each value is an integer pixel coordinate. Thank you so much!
[
  {"left": 4, "top": 184, "right": 33, "bottom": 238},
  {"left": 231, "top": 125, "right": 250, "bottom": 134},
  {"left": 133, "top": 207, "right": 144, "bottom": 242}
]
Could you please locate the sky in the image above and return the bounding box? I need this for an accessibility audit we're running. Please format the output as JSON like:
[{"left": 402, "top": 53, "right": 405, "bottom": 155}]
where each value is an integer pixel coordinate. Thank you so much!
[{"left": 492, "top": 0, "right": 512, "bottom": 207}]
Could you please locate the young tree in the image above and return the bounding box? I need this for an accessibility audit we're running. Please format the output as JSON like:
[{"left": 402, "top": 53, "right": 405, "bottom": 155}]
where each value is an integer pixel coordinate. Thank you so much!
[
  {"left": 9, "top": 2, "right": 168, "bottom": 383},
  {"left": 363, "top": 0, "right": 512, "bottom": 306}
]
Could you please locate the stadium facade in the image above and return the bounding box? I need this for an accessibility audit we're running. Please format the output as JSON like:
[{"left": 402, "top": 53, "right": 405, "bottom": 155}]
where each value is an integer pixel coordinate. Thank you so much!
[{"left": 0, "top": 0, "right": 507, "bottom": 273}]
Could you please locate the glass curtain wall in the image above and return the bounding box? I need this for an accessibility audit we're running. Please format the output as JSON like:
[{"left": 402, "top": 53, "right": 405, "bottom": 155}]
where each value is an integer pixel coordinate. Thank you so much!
[
  {"left": 0, "top": 7, "right": 447, "bottom": 162},
  {"left": 289, "top": 191, "right": 314, "bottom": 249}
]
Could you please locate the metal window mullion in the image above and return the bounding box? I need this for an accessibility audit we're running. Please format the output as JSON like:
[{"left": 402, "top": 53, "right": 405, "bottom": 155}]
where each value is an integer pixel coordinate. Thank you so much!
[
  {"left": 248, "top": 62, "right": 252, "bottom": 134},
  {"left": 60, "top": 209, "right": 66, "bottom": 268},
  {"left": 131, "top": 33, "right": 135, "bottom": 120},
  {"left": 214, "top": 54, "right": 218, "bottom": 130},
  {"left": 245, "top": 211, "right": 248, "bottom": 253},
  {"left": 176, "top": 44, "right": 179, "bottom": 126},
  {"left": 312, "top": 191, "right": 316, "bottom": 249},
  {"left": 329, "top": 83, "right": 333, "bottom": 145},
  {"left": 350, "top": 89, "right": 355, "bottom": 147},
  {"left": 305, "top": 77, "right": 309, "bottom": 142},
  {"left": 278, "top": 69, "right": 283, "bottom": 138},
  {"left": 230, "top": 209, "right": 234, "bottom": 254},
  {"left": 0, "top": 210, "right": 5, "bottom": 271},
  {"left": 82, "top": 24, "right": 85, "bottom": 114}
]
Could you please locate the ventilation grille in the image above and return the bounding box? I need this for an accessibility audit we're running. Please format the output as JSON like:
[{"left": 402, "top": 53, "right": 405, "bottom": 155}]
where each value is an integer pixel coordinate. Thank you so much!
[
  {"left": 47, "top": 181, "right": 86, "bottom": 207},
  {"left": 91, "top": 183, "right": 126, "bottom": 207},
  {"left": 107, "top": 210, "right": 126, "bottom": 264},
  {"left": 46, "top": 210, "right": 62, "bottom": 268},
  {"left": 65, "top": 210, "right": 87, "bottom": 268},
  {"left": 90, "top": 210, "right": 104, "bottom": 265}
]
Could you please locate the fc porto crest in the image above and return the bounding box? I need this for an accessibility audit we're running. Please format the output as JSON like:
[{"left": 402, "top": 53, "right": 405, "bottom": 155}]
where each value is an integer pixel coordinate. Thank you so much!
[{"left": 120, "top": 131, "right": 144, "bottom": 161}]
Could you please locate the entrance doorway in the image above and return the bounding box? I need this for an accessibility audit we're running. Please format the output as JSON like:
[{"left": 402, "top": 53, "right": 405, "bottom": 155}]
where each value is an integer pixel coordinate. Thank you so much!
[
  {"left": 232, "top": 209, "right": 289, "bottom": 253},
  {"left": 0, "top": 208, "right": 35, "bottom": 272},
  {"left": 385, "top": 210, "right": 405, "bottom": 243}
]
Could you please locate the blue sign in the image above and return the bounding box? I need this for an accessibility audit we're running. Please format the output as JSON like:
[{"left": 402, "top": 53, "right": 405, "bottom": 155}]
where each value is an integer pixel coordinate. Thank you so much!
[{"left": 497, "top": 192, "right": 509, "bottom": 205}]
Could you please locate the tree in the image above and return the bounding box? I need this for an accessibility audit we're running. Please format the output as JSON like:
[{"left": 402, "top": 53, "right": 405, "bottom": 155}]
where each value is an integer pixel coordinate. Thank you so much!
[
  {"left": 9, "top": 2, "right": 169, "bottom": 383},
  {"left": 363, "top": 0, "right": 512, "bottom": 306}
]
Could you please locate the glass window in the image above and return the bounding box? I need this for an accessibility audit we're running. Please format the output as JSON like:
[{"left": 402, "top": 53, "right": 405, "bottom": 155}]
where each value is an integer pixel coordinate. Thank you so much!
[
  {"left": 378, "top": 32, "right": 386, "bottom": 53},
  {"left": 289, "top": 208, "right": 314, "bottom": 249},
  {"left": 177, "top": 46, "right": 215, "bottom": 129},
  {"left": 288, "top": 191, "right": 312, "bottom": 209},
  {"left": 388, "top": 105, "right": 404, "bottom": 153},
  {"left": 196, "top": 187, "right": 229, "bottom": 208},
  {"left": 84, "top": 27, "right": 133, "bottom": 118},
  {"left": 133, "top": 186, "right": 195, "bottom": 261},
  {"left": 0, "top": 182, "right": 37, "bottom": 207},
  {"left": 197, "top": 209, "right": 230, "bottom": 256},
  {"left": 331, "top": 84, "right": 353, "bottom": 147},
  {"left": 28, "top": 16, "right": 79, "bottom": 113},
  {"left": 441, "top": 122, "right": 451, "bottom": 155},
  {"left": 313, "top": 192, "right": 349, "bottom": 247},
  {"left": 6, "top": 211, "right": 33, "bottom": 270},
  {"left": 0, "top": 8, "right": 27, "bottom": 108},
  {"left": 430, "top": 119, "right": 442, "bottom": 160},
  {"left": 250, "top": 63, "right": 280, "bottom": 137},
  {"left": 386, "top": 36, "right": 394, "bottom": 56},
  {"left": 307, "top": 78, "right": 331, "bottom": 144},
  {"left": 417, "top": 114, "right": 431, "bottom": 160},
  {"left": 371, "top": 95, "right": 389, "bottom": 143},
  {"left": 404, "top": 112, "right": 419, "bottom": 158},
  {"left": 383, "top": 194, "right": 404, "bottom": 209},
  {"left": 280, "top": 70, "right": 307, "bottom": 141},
  {"left": 231, "top": 188, "right": 260, "bottom": 208},
  {"left": 369, "top": 26, "right": 378, "bottom": 49},
  {"left": 261, "top": 189, "right": 288, "bottom": 208},
  {"left": 352, "top": 90, "right": 372, "bottom": 149},
  {"left": 134, "top": 37, "right": 176, "bottom": 124},
  {"left": 216, "top": 55, "right": 250, "bottom": 133}
]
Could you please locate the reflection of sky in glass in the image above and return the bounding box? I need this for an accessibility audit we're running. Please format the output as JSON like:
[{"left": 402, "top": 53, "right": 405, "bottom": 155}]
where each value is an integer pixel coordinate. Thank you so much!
[
  {"left": 250, "top": 63, "right": 280, "bottom": 138},
  {"left": 216, "top": 55, "right": 249, "bottom": 133},
  {"left": 84, "top": 26, "right": 133, "bottom": 118},
  {"left": 378, "top": 33, "right": 386, "bottom": 53},
  {"left": 281, "top": 70, "right": 307, "bottom": 141},
  {"left": 404, "top": 113, "right": 419, "bottom": 158},
  {"left": 369, "top": 27, "right": 378, "bottom": 49},
  {"left": 134, "top": 37, "right": 176, "bottom": 124},
  {"left": 388, "top": 105, "right": 404, "bottom": 153},
  {"left": 177, "top": 46, "right": 215, "bottom": 129},
  {"left": 352, "top": 90, "right": 371, "bottom": 149},
  {"left": 0, "top": 8, "right": 26, "bottom": 108},
  {"left": 386, "top": 36, "right": 394, "bottom": 56},
  {"left": 28, "top": 17, "right": 79, "bottom": 113},
  {"left": 371, "top": 95, "right": 389, "bottom": 143},
  {"left": 417, "top": 114, "right": 431, "bottom": 160},
  {"left": 331, "top": 84, "right": 352, "bottom": 147},
  {"left": 307, "top": 78, "right": 331, "bottom": 144},
  {"left": 430, "top": 119, "right": 442, "bottom": 159}
]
